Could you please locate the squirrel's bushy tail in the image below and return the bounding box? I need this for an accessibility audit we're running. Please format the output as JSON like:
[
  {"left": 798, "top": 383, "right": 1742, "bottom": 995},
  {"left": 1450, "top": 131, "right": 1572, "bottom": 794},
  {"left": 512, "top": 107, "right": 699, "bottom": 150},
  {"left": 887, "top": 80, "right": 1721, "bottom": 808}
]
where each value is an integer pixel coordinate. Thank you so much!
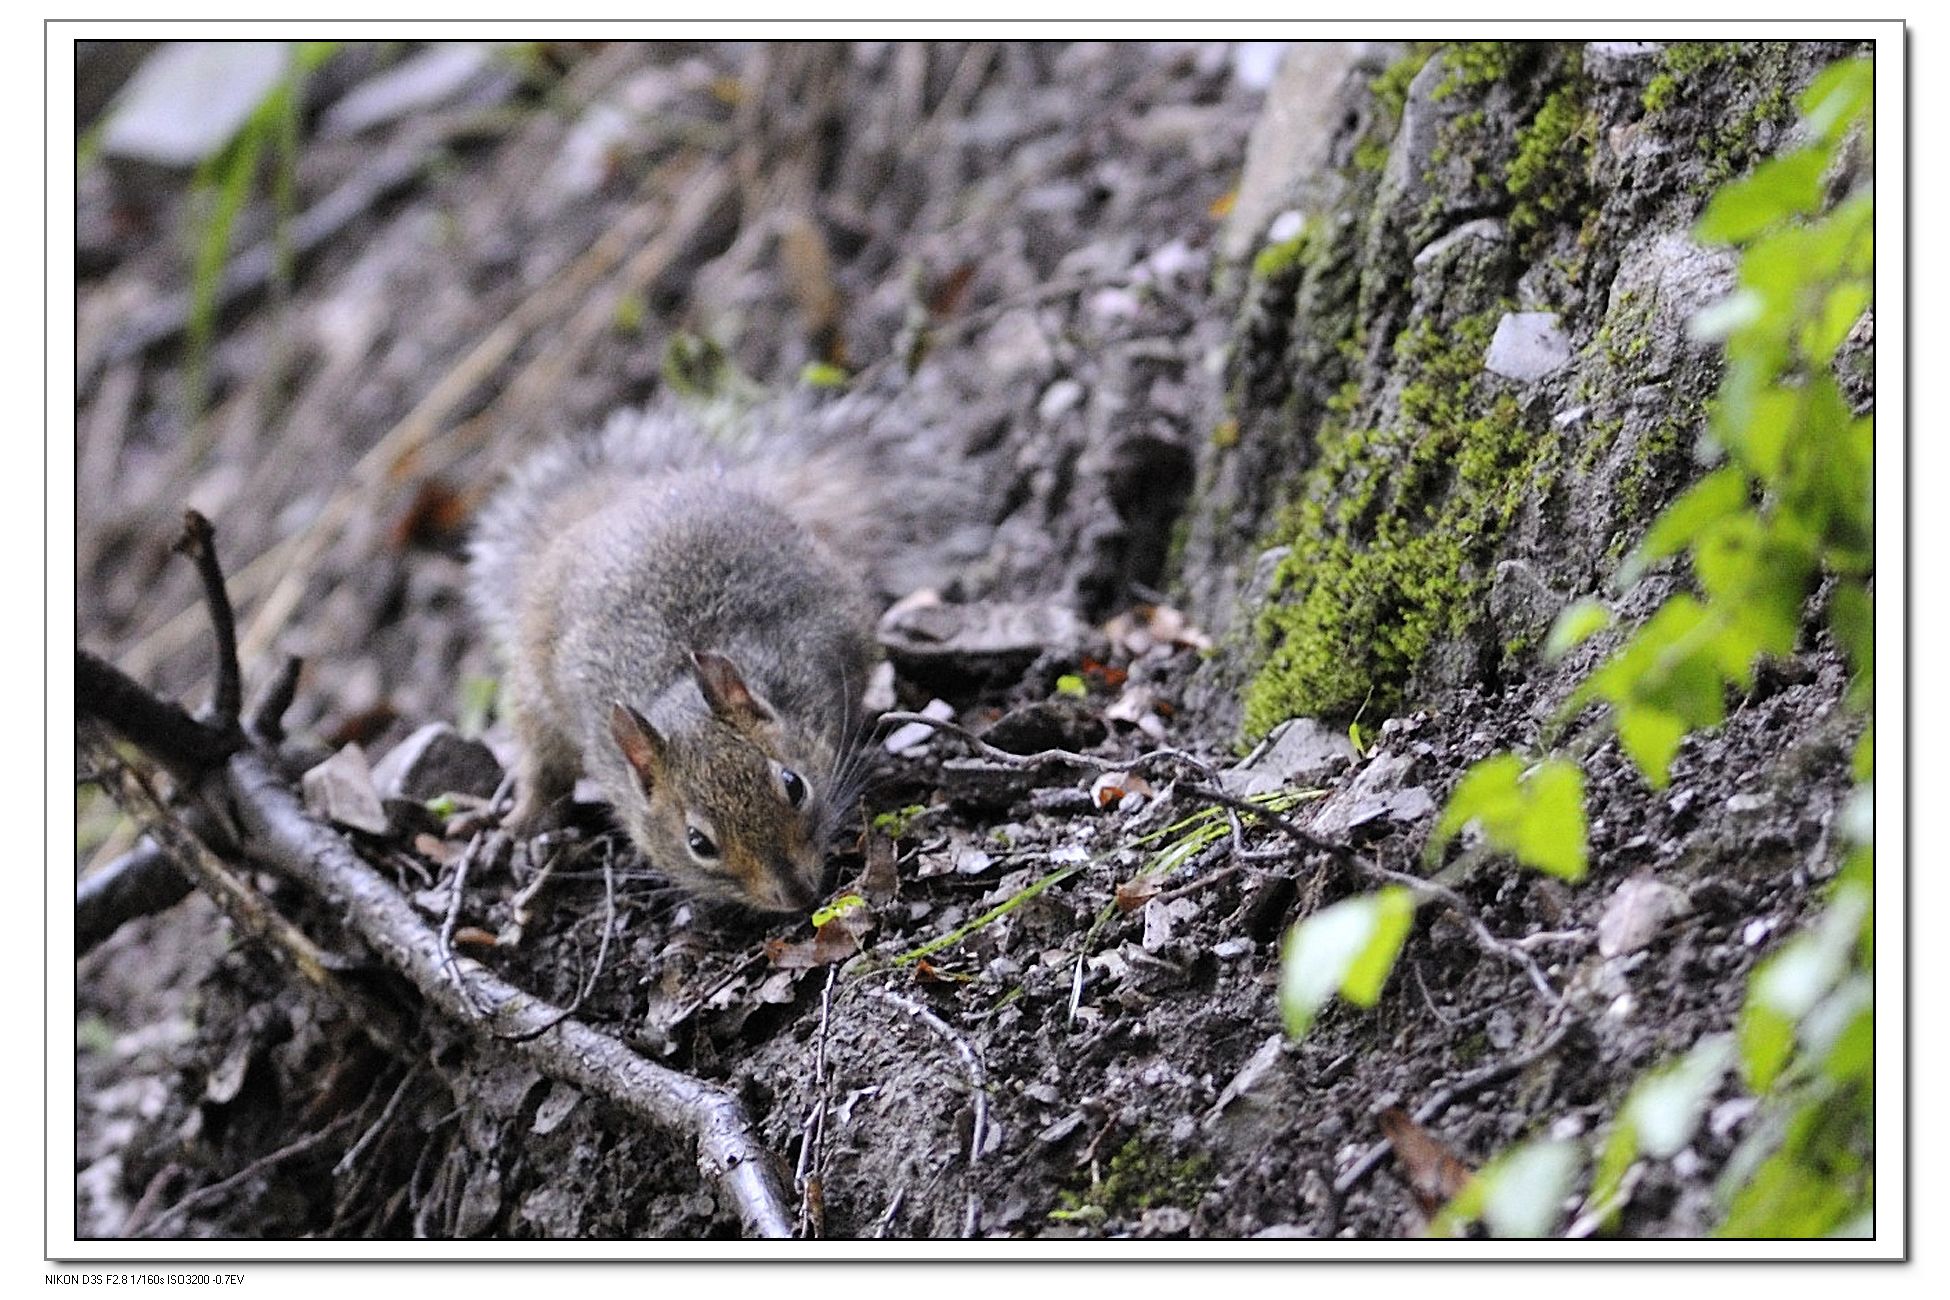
[{"left": 469, "top": 398, "right": 988, "bottom": 649}]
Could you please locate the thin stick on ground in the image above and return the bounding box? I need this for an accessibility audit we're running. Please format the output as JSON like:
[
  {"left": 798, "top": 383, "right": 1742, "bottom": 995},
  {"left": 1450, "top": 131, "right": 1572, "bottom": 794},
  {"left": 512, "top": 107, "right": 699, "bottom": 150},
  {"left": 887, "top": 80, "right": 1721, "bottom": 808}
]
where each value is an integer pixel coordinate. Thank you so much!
[
  {"left": 876, "top": 709, "right": 1566, "bottom": 1005},
  {"left": 863, "top": 987, "right": 988, "bottom": 1237},
  {"left": 1332, "top": 1016, "right": 1577, "bottom": 1201},
  {"left": 77, "top": 509, "right": 800, "bottom": 1239}
]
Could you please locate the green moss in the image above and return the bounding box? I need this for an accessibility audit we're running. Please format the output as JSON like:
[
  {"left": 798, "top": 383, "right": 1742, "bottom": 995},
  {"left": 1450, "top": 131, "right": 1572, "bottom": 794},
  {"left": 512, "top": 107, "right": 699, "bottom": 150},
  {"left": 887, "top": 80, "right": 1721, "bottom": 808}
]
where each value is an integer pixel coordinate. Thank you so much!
[
  {"left": 1251, "top": 227, "right": 1317, "bottom": 282},
  {"left": 1638, "top": 42, "right": 1800, "bottom": 189},
  {"left": 1242, "top": 308, "right": 1562, "bottom": 735},
  {"left": 1434, "top": 41, "right": 1528, "bottom": 100},
  {"left": 1352, "top": 135, "right": 1392, "bottom": 173},
  {"left": 1054, "top": 1137, "right": 1212, "bottom": 1222},
  {"left": 1371, "top": 44, "right": 1436, "bottom": 121},
  {"left": 1507, "top": 84, "right": 1595, "bottom": 241},
  {"left": 1641, "top": 41, "right": 1739, "bottom": 114}
]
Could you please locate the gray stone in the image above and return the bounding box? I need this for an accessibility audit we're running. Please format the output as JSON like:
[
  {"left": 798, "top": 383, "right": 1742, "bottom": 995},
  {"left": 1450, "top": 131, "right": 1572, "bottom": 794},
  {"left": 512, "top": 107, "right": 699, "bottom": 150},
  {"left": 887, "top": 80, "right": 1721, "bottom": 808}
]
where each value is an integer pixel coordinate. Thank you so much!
[
  {"left": 1309, "top": 753, "right": 1438, "bottom": 839},
  {"left": 1412, "top": 217, "right": 1508, "bottom": 269},
  {"left": 1220, "top": 43, "right": 1374, "bottom": 264},
  {"left": 321, "top": 43, "right": 502, "bottom": 138},
  {"left": 1484, "top": 311, "right": 1573, "bottom": 383},
  {"left": 1221, "top": 717, "right": 1358, "bottom": 796},
  {"left": 371, "top": 722, "right": 504, "bottom": 802},
  {"left": 1375, "top": 53, "right": 1452, "bottom": 226},
  {"left": 301, "top": 743, "right": 390, "bottom": 835},
  {"left": 877, "top": 598, "right": 1096, "bottom": 666},
  {"left": 1585, "top": 42, "right": 1665, "bottom": 85},
  {"left": 1597, "top": 877, "right": 1691, "bottom": 958},
  {"left": 100, "top": 42, "right": 293, "bottom": 168}
]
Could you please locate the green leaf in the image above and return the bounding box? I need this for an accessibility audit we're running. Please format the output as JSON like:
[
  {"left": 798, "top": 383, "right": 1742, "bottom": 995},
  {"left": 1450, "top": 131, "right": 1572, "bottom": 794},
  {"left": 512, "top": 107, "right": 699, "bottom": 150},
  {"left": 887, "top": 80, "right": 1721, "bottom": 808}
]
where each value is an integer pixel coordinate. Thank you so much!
[
  {"left": 810, "top": 893, "right": 865, "bottom": 928},
  {"left": 1432, "top": 753, "right": 1524, "bottom": 852},
  {"left": 1054, "top": 674, "right": 1088, "bottom": 699},
  {"left": 1614, "top": 703, "right": 1688, "bottom": 789},
  {"left": 1341, "top": 888, "right": 1416, "bottom": 1005},
  {"left": 1621, "top": 467, "right": 1749, "bottom": 585},
  {"left": 1279, "top": 887, "right": 1415, "bottom": 1038},
  {"left": 1695, "top": 148, "right": 1829, "bottom": 244},
  {"left": 1830, "top": 585, "right": 1873, "bottom": 686},
  {"left": 1800, "top": 58, "right": 1872, "bottom": 143},
  {"left": 800, "top": 360, "right": 850, "bottom": 389},
  {"left": 1740, "top": 885, "right": 1869, "bottom": 1090},
  {"left": 1629, "top": 1035, "right": 1732, "bottom": 1158},
  {"left": 1514, "top": 760, "right": 1588, "bottom": 881},
  {"left": 1431, "top": 755, "right": 1587, "bottom": 880},
  {"left": 1437, "top": 1140, "right": 1581, "bottom": 1239},
  {"left": 1479, "top": 1141, "right": 1581, "bottom": 1239},
  {"left": 1545, "top": 598, "right": 1612, "bottom": 660}
]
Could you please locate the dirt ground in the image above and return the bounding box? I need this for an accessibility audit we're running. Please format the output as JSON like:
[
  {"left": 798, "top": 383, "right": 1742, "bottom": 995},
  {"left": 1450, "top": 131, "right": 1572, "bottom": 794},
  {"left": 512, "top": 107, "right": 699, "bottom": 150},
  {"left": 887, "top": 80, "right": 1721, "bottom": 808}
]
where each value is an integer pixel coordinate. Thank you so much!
[{"left": 72, "top": 41, "right": 1862, "bottom": 1242}]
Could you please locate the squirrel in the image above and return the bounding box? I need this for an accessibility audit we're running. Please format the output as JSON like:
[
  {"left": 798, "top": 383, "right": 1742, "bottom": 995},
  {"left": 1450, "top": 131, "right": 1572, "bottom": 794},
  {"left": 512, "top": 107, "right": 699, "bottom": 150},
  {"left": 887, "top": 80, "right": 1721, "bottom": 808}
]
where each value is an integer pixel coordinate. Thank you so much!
[{"left": 468, "top": 407, "right": 883, "bottom": 914}]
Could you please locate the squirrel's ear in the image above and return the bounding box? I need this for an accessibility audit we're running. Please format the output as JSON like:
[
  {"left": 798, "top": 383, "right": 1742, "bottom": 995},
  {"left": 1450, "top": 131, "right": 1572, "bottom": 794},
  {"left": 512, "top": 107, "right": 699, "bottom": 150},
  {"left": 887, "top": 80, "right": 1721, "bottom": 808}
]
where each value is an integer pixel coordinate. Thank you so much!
[
  {"left": 691, "top": 650, "right": 776, "bottom": 731},
  {"left": 610, "top": 701, "right": 667, "bottom": 793}
]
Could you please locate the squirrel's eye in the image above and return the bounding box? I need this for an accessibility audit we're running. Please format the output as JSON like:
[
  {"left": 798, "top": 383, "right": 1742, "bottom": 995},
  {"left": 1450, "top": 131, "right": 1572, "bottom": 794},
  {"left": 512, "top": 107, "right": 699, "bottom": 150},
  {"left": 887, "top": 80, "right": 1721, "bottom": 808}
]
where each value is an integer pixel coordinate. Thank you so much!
[
  {"left": 686, "top": 828, "right": 719, "bottom": 859},
  {"left": 780, "top": 768, "right": 807, "bottom": 807}
]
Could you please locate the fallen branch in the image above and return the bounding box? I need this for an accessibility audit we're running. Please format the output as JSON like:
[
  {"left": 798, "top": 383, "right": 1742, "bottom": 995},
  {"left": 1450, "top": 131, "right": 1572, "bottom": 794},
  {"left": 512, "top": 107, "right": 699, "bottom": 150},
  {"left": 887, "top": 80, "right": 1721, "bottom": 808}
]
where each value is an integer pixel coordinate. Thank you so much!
[
  {"left": 76, "top": 511, "right": 798, "bottom": 1239},
  {"left": 223, "top": 746, "right": 795, "bottom": 1237}
]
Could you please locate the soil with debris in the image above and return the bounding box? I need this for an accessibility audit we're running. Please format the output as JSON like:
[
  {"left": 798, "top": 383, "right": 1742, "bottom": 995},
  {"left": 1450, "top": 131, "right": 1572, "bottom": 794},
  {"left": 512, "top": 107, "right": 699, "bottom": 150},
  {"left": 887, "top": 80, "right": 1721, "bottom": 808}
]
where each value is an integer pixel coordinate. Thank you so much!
[{"left": 74, "top": 40, "right": 1866, "bottom": 1241}]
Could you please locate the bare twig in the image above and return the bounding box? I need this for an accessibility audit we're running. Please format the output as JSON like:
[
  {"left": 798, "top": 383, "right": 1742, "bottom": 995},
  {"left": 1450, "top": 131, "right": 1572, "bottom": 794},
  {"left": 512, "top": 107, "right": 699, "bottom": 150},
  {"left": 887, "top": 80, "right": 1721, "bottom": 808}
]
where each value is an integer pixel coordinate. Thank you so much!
[
  {"left": 79, "top": 725, "right": 342, "bottom": 1000},
  {"left": 171, "top": 510, "right": 241, "bottom": 726},
  {"left": 247, "top": 654, "right": 303, "bottom": 745},
  {"left": 876, "top": 710, "right": 1564, "bottom": 1005},
  {"left": 138, "top": 1112, "right": 362, "bottom": 1238},
  {"left": 75, "top": 835, "right": 192, "bottom": 956},
  {"left": 224, "top": 747, "right": 795, "bottom": 1237},
  {"left": 76, "top": 648, "right": 234, "bottom": 771},
  {"left": 863, "top": 987, "right": 988, "bottom": 1237},
  {"left": 1332, "top": 1017, "right": 1577, "bottom": 1199}
]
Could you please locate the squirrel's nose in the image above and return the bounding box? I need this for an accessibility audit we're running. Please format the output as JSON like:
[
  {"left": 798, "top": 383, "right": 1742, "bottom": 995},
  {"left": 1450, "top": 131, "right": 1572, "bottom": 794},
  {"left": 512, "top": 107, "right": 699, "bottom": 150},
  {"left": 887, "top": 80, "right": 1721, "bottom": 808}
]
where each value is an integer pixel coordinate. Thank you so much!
[{"left": 773, "top": 871, "right": 818, "bottom": 912}]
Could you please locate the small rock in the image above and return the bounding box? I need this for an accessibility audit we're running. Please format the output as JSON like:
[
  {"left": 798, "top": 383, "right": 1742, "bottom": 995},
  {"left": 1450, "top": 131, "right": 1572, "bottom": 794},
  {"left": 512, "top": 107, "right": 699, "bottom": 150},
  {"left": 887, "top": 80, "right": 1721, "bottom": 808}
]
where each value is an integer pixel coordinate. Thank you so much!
[
  {"left": 1553, "top": 405, "right": 1589, "bottom": 428},
  {"left": 1484, "top": 311, "right": 1573, "bottom": 383},
  {"left": 1265, "top": 209, "right": 1306, "bottom": 244},
  {"left": 1030, "top": 787, "right": 1096, "bottom": 815},
  {"left": 1726, "top": 791, "right": 1772, "bottom": 814},
  {"left": 1037, "top": 378, "right": 1085, "bottom": 423},
  {"left": 1212, "top": 937, "right": 1253, "bottom": 960},
  {"left": 321, "top": 43, "right": 501, "bottom": 138},
  {"left": 878, "top": 599, "right": 1097, "bottom": 673},
  {"left": 302, "top": 744, "right": 390, "bottom": 835},
  {"left": 1309, "top": 753, "right": 1437, "bottom": 839},
  {"left": 1141, "top": 898, "right": 1176, "bottom": 952},
  {"left": 883, "top": 698, "right": 955, "bottom": 754},
  {"left": 1742, "top": 917, "right": 1777, "bottom": 947},
  {"left": 1220, "top": 717, "right": 1358, "bottom": 796},
  {"left": 1597, "top": 876, "right": 1691, "bottom": 957},
  {"left": 1204, "top": 1033, "right": 1286, "bottom": 1127},
  {"left": 1412, "top": 217, "right": 1507, "bottom": 269},
  {"left": 862, "top": 660, "right": 897, "bottom": 714},
  {"left": 955, "top": 848, "right": 994, "bottom": 876},
  {"left": 1037, "top": 1111, "right": 1087, "bottom": 1145},
  {"left": 1138, "top": 1206, "right": 1194, "bottom": 1237},
  {"left": 1230, "top": 42, "right": 1288, "bottom": 91},
  {"left": 1584, "top": 41, "right": 1665, "bottom": 84},
  {"left": 1708, "top": 1096, "right": 1757, "bottom": 1138},
  {"left": 371, "top": 722, "right": 504, "bottom": 802},
  {"left": 100, "top": 42, "right": 292, "bottom": 168}
]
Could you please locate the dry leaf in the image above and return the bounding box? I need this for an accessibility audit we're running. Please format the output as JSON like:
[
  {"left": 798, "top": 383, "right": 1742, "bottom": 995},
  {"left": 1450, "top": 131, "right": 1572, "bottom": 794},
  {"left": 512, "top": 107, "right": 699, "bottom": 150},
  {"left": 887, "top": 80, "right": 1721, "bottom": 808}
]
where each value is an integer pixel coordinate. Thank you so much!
[
  {"left": 1114, "top": 877, "right": 1161, "bottom": 914},
  {"left": 1378, "top": 1107, "right": 1473, "bottom": 1215},
  {"left": 1091, "top": 770, "right": 1154, "bottom": 809},
  {"left": 857, "top": 831, "right": 900, "bottom": 904}
]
